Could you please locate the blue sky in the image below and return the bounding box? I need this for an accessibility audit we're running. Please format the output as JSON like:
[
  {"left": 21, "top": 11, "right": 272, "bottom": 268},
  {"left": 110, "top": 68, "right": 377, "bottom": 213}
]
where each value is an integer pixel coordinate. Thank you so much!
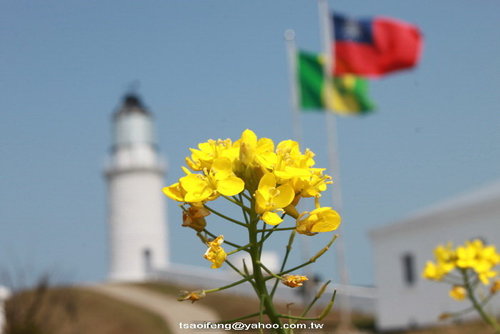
[{"left": 1, "top": 1, "right": 499, "bottom": 287}]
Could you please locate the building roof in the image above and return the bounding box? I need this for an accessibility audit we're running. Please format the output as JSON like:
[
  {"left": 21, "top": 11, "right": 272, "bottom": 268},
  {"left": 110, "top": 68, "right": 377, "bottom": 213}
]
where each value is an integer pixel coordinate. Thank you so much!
[
  {"left": 370, "top": 179, "right": 500, "bottom": 238},
  {"left": 114, "top": 93, "right": 150, "bottom": 118}
]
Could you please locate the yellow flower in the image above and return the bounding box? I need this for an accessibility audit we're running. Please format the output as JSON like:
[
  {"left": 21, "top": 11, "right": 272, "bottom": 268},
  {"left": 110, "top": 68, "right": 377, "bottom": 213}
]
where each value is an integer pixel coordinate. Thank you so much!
[
  {"left": 255, "top": 173, "right": 294, "bottom": 225},
  {"left": 164, "top": 159, "right": 244, "bottom": 203},
  {"left": 434, "top": 244, "right": 456, "bottom": 264},
  {"left": 204, "top": 235, "right": 227, "bottom": 269},
  {"left": 206, "top": 158, "right": 245, "bottom": 197},
  {"left": 296, "top": 207, "right": 341, "bottom": 236},
  {"left": 237, "top": 129, "right": 276, "bottom": 168},
  {"left": 478, "top": 269, "right": 497, "bottom": 285},
  {"left": 423, "top": 240, "right": 500, "bottom": 286},
  {"left": 291, "top": 169, "right": 332, "bottom": 198},
  {"left": 162, "top": 182, "right": 186, "bottom": 202},
  {"left": 178, "top": 290, "right": 206, "bottom": 303},
  {"left": 456, "top": 243, "right": 479, "bottom": 269},
  {"left": 281, "top": 274, "right": 309, "bottom": 288},
  {"left": 449, "top": 285, "right": 467, "bottom": 301},
  {"left": 186, "top": 138, "right": 238, "bottom": 171},
  {"left": 276, "top": 140, "right": 315, "bottom": 169},
  {"left": 422, "top": 261, "right": 450, "bottom": 281},
  {"left": 273, "top": 141, "right": 313, "bottom": 181},
  {"left": 272, "top": 140, "right": 331, "bottom": 199},
  {"left": 455, "top": 240, "right": 500, "bottom": 285},
  {"left": 177, "top": 173, "right": 214, "bottom": 202},
  {"left": 422, "top": 261, "right": 438, "bottom": 280},
  {"left": 182, "top": 205, "right": 210, "bottom": 232},
  {"left": 433, "top": 244, "right": 456, "bottom": 274}
]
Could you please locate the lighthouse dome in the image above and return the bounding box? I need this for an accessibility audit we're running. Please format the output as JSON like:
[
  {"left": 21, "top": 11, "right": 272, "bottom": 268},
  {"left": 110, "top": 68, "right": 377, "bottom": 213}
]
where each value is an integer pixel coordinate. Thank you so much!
[{"left": 113, "top": 94, "right": 156, "bottom": 149}]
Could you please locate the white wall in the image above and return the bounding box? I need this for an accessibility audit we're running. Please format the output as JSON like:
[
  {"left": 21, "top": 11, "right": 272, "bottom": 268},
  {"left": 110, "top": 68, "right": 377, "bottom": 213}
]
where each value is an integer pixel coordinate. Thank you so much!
[
  {"left": 107, "top": 169, "right": 168, "bottom": 281},
  {"left": 0, "top": 286, "right": 10, "bottom": 334}
]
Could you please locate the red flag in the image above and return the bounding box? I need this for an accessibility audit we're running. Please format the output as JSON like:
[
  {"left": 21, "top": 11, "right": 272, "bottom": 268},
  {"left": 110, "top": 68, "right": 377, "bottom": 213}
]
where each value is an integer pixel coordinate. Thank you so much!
[{"left": 333, "top": 14, "right": 423, "bottom": 77}]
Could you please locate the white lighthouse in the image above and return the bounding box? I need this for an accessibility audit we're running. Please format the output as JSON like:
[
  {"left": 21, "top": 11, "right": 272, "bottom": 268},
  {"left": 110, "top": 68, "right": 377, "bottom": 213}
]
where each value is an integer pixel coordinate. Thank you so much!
[{"left": 104, "top": 94, "right": 169, "bottom": 281}]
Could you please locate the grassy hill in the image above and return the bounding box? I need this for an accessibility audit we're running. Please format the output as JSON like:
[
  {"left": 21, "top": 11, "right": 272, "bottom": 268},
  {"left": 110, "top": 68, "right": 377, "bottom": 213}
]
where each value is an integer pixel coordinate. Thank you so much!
[{"left": 5, "top": 285, "right": 170, "bottom": 334}]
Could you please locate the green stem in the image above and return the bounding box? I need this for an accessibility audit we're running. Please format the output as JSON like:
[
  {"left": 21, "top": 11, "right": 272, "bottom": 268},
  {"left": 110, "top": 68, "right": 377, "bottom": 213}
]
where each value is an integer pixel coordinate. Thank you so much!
[
  {"left": 259, "top": 262, "right": 282, "bottom": 280},
  {"left": 227, "top": 243, "right": 252, "bottom": 256},
  {"left": 204, "top": 276, "right": 252, "bottom": 294},
  {"left": 238, "top": 193, "right": 251, "bottom": 225},
  {"left": 271, "top": 231, "right": 296, "bottom": 297},
  {"left": 204, "top": 205, "right": 247, "bottom": 227},
  {"left": 195, "top": 232, "right": 209, "bottom": 245},
  {"left": 222, "top": 195, "right": 252, "bottom": 213},
  {"left": 300, "top": 280, "right": 331, "bottom": 318},
  {"left": 256, "top": 227, "right": 296, "bottom": 233},
  {"left": 277, "top": 314, "right": 322, "bottom": 321},
  {"left": 248, "top": 209, "right": 284, "bottom": 333},
  {"left": 260, "top": 224, "right": 281, "bottom": 244},
  {"left": 258, "top": 212, "right": 287, "bottom": 244},
  {"left": 258, "top": 221, "right": 267, "bottom": 259},
  {"left": 445, "top": 292, "right": 496, "bottom": 320},
  {"left": 273, "top": 234, "right": 338, "bottom": 278},
  {"left": 225, "top": 259, "right": 249, "bottom": 279},
  {"left": 240, "top": 191, "right": 253, "bottom": 202},
  {"left": 279, "top": 289, "right": 336, "bottom": 321},
  {"left": 462, "top": 269, "right": 500, "bottom": 333}
]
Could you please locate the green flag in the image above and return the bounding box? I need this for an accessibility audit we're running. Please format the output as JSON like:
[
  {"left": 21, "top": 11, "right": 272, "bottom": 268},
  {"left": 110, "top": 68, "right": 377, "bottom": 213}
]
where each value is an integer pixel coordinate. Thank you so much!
[{"left": 297, "top": 50, "right": 375, "bottom": 115}]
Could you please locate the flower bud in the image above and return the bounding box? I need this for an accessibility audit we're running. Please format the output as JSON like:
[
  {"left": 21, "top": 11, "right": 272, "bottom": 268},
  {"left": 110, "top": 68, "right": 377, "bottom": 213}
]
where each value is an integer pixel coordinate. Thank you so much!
[
  {"left": 490, "top": 279, "right": 500, "bottom": 294},
  {"left": 281, "top": 274, "right": 308, "bottom": 288},
  {"left": 178, "top": 290, "right": 206, "bottom": 303},
  {"left": 449, "top": 285, "right": 467, "bottom": 301},
  {"left": 182, "top": 205, "right": 210, "bottom": 232}
]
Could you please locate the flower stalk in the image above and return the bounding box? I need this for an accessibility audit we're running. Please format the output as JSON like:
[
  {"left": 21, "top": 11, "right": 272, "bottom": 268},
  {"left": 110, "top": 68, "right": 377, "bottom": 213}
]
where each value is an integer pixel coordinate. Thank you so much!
[
  {"left": 162, "top": 130, "right": 342, "bottom": 331},
  {"left": 463, "top": 269, "right": 500, "bottom": 333}
]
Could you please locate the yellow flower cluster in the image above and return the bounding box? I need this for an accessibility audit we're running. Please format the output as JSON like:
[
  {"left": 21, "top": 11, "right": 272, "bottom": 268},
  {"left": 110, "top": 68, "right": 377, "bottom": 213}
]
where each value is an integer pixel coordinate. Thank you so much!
[
  {"left": 163, "top": 129, "right": 341, "bottom": 233},
  {"left": 423, "top": 239, "right": 500, "bottom": 285}
]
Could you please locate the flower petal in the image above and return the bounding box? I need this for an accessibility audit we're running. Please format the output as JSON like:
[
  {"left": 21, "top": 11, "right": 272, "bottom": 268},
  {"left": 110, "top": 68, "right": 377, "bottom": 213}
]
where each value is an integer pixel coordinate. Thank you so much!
[
  {"left": 273, "top": 183, "right": 295, "bottom": 209},
  {"left": 262, "top": 211, "right": 283, "bottom": 225},
  {"left": 162, "top": 183, "right": 185, "bottom": 202},
  {"left": 216, "top": 175, "right": 244, "bottom": 196},
  {"left": 310, "top": 209, "right": 341, "bottom": 232},
  {"left": 258, "top": 173, "right": 276, "bottom": 192}
]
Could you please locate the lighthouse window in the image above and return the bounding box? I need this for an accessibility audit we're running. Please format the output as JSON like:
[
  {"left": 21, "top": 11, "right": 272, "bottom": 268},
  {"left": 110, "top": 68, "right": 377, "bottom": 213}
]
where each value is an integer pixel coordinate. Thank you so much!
[
  {"left": 143, "top": 248, "right": 152, "bottom": 273},
  {"left": 402, "top": 253, "right": 416, "bottom": 286}
]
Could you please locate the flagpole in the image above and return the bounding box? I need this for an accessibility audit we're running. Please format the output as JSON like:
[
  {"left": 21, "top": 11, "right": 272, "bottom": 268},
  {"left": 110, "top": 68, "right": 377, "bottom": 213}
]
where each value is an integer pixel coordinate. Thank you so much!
[
  {"left": 284, "top": 29, "right": 302, "bottom": 144},
  {"left": 285, "top": 29, "right": 315, "bottom": 305},
  {"left": 317, "top": 0, "right": 353, "bottom": 331}
]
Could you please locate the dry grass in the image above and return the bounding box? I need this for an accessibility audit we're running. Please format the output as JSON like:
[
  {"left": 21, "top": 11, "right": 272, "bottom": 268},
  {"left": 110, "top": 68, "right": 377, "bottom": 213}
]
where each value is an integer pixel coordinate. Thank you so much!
[
  {"left": 138, "top": 281, "right": 375, "bottom": 332},
  {"left": 5, "top": 285, "right": 170, "bottom": 334}
]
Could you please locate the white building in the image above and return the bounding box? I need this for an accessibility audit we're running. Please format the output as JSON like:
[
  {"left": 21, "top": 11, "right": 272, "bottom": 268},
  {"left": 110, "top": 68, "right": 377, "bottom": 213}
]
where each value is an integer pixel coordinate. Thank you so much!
[
  {"left": 370, "top": 180, "right": 500, "bottom": 331},
  {"left": 104, "top": 94, "right": 169, "bottom": 281}
]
